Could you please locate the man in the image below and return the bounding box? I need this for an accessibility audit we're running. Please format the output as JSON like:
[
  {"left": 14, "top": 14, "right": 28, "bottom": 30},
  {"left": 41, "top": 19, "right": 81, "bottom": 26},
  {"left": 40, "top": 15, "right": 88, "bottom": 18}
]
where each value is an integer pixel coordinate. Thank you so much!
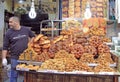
[{"left": 2, "top": 16, "right": 35, "bottom": 82}]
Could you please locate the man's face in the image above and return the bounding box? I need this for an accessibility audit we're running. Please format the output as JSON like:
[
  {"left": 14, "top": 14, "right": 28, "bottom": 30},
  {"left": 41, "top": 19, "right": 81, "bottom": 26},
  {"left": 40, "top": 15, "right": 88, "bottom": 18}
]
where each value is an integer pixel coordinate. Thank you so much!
[{"left": 9, "top": 18, "right": 17, "bottom": 29}]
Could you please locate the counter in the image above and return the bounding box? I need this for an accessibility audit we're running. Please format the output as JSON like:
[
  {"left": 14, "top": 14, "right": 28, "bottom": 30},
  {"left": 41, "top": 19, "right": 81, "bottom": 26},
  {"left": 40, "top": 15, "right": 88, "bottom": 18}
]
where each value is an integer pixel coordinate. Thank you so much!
[{"left": 19, "top": 71, "right": 119, "bottom": 82}]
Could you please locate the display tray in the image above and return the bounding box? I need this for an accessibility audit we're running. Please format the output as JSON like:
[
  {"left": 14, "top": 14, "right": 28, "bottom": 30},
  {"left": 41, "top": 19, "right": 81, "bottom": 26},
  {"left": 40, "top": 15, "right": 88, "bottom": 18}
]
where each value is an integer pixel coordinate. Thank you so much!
[
  {"left": 16, "top": 68, "right": 120, "bottom": 76},
  {"left": 17, "top": 52, "right": 120, "bottom": 76},
  {"left": 17, "top": 60, "right": 43, "bottom": 65},
  {"left": 41, "top": 28, "right": 62, "bottom": 31},
  {"left": 17, "top": 60, "right": 117, "bottom": 67},
  {"left": 88, "top": 63, "right": 117, "bottom": 67}
]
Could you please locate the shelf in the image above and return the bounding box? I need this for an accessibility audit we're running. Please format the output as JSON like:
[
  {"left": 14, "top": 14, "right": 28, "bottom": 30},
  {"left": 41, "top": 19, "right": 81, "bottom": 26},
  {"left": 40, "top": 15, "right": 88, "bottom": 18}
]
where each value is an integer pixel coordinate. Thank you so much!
[
  {"left": 40, "top": 20, "right": 65, "bottom": 39},
  {"left": 88, "top": 63, "right": 117, "bottom": 67},
  {"left": 17, "top": 60, "right": 42, "bottom": 65},
  {"left": 41, "top": 28, "right": 62, "bottom": 31}
]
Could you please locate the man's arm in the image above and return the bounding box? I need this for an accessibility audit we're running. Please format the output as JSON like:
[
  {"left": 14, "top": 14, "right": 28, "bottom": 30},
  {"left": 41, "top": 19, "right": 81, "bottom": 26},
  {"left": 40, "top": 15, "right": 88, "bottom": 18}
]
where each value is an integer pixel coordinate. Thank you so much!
[
  {"left": 2, "top": 50, "right": 8, "bottom": 59},
  {"left": 2, "top": 31, "right": 10, "bottom": 66},
  {"left": 2, "top": 50, "right": 8, "bottom": 66}
]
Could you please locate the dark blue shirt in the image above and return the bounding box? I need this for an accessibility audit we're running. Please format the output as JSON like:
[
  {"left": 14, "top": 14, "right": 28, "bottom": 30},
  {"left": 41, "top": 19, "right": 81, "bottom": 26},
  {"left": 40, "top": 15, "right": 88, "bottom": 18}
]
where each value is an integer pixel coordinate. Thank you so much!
[{"left": 3, "top": 26, "right": 35, "bottom": 59}]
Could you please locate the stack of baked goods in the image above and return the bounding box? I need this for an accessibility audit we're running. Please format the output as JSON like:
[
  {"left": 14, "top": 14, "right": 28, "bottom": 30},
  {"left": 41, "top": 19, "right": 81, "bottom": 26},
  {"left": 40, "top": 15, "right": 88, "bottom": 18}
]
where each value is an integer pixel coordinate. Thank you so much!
[
  {"left": 19, "top": 47, "right": 38, "bottom": 61},
  {"left": 74, "top": 0, "right": 81, "bottom": 18},
  {"left": 84, "top": 45, "right": 97, "bottom": 55},
  {"left": 96, "top": 53, "right": 114, "bottom": 64},
  {"left": 80, "top": 53, "right": 95, "bottom": 63},
  {"left": 96, "top": 0, "right": 104, "bottom": 17},
  {"left": 90, "top": 0, "right": 97, "bottom": 17},
  {"left": 98, "top": 43, "right": 110, "bottom": 54},
  {"left": 68, "top": 0, "right": 74, "bottom": 18},
  {"left": 40, "top": 50, "right": 92, "bottom": 72},
  {"left": 88, "top": 36, "right": 103, "bottom": 48},
  {"left": 81, "top": 0, "right": 87, "bottom": 17},
  {"left": 62, "top": 0, "right": 69, "bottom": 18},
  {"left": 83, "top": 18, "right": 107, "bottom": 36},
  {"left": 94, "top": 61, "right": 116, "bottom": 72}
]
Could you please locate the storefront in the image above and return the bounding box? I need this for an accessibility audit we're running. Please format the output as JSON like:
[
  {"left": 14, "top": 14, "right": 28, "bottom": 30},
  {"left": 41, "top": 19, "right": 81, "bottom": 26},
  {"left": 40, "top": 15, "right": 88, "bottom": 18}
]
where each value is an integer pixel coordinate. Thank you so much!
[{"left": 1, "top": 0, "right": 120, "bottom": 82}]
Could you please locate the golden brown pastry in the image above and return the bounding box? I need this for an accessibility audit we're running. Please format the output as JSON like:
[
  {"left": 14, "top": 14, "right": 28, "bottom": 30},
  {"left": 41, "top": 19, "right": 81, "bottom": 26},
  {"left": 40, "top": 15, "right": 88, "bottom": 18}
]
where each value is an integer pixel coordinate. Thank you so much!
[
  {"left": 42, "top": 44, "right": 51, "bottom": 49},
  {"left": 53, "top": 36, "right": 63, "bottom": 44},
  {"left": 40, "top": 40, "right": 50, "bottom": 45},
  {"left": 33, "top": 43, "right": 41, "bottom": 48},
  {"left": 34, "top": 34, "right": 43, "bottom": 42},
  {"left": 75, "top": 2, "right": 80, "bottom": 7}
]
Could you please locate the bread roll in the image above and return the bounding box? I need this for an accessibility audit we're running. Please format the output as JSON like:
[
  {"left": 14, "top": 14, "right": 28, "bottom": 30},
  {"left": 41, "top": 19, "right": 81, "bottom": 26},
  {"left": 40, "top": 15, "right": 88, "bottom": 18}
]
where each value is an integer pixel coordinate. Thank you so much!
[
  {"left": 40, "top": 40, "right": 50, "bottom": 45},
  {"left": 33, "top": 43, "right": 41, "bottom": 48},
  {"left": 42, "top": 44, "right": 51, "bottom": 49},
  {"left": 34, "top": 34, "right": 43, "bottom": 42},
  {"left": 53, "top": 36, "right": 63, "bottom": 44},
  {"left": 34, "top": 48, "right": 41, "bottom": 52}
]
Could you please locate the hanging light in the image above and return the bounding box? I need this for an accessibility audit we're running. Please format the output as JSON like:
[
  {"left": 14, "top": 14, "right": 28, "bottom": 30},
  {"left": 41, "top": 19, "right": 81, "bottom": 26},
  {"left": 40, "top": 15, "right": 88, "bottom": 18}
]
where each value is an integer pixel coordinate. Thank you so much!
[
  {"left": 18, "top": 0, "right": 26, "bottom": 3},
  {"left": 84, "top": 2, "right": 92, "bottom": 19},
  {"left": 29, "top": 0, "right": 37, "bottom": 19}
]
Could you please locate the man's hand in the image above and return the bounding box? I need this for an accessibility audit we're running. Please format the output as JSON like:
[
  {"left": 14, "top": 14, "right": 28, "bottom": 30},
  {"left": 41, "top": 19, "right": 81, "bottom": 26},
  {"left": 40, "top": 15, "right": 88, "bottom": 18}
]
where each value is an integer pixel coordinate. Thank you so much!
[{"left": 2, "top": 58, "right": 8, "bottom": 67}]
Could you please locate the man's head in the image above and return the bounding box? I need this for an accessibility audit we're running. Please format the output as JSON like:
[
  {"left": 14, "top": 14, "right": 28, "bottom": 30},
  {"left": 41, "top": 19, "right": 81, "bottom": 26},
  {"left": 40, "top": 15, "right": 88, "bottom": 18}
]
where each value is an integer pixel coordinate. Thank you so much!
[{"left": 9, "top": 16, "right": 21, "bottom": 30}]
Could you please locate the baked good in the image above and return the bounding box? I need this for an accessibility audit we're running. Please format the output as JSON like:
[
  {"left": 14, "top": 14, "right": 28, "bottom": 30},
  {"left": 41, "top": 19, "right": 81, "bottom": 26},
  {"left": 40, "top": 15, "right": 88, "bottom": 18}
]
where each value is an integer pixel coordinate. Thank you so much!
[
  {"left": 34, "top": 34, "right": 43, "bottom": 42},
  {"left": 33, "top": 43, "right": 41, "bottom": 48},
  {"left": 40, "top": 40, "right": 50, "bottom": 45},
  {"left": 53, "top": 36, "right": 63, "bottom": 44},
  {"left": 42, "top": 44, "right": 51, "bottom": 49}
]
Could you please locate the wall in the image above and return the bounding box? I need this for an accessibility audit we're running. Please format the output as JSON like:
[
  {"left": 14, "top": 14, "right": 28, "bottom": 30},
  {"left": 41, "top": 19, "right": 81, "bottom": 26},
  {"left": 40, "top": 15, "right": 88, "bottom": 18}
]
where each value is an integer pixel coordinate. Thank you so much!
[
  {"left": 4, "top": 0, "right": 12, "bottom": 12},
  {"left": 0, "top": 2, "right": 4, "bottom": 48}
]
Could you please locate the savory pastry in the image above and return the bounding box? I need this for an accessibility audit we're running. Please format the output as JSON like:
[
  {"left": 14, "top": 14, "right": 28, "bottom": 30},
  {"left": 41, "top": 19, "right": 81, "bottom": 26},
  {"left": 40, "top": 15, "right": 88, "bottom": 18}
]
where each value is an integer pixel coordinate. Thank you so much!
[
  {"left": 34, "top": 34, "right": 43, "bottom": 42},
  {"left": 42, "top": 44, "right": 51, "bottom": 49},
  {"left": 40, "top": 40, "right": 50, "bottom": 45},
  {"left": 53, "top": 35, "right": 63, "bottom": 44}
]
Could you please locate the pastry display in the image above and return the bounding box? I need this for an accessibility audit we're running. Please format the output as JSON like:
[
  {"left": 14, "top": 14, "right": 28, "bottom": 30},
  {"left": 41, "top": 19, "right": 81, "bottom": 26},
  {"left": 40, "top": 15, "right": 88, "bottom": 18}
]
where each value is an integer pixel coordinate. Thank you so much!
[
  {"left": 94, "top": 61, "right": 116, "bottom": 72},
  {"left": 62, "top": 19, "right": 82, "bottom": 29},
  {"left": 18, "top": 14, "right": 118, "bottom": 73},
  {"left": 88, "top": 36, "right": 103, "bottom": 48},
  {"left": 96, "top": 53, "right": 114, "bottom": 64},
  {"left": 80, "top": 53, "right": 95, "bottom": 63},
  {"left": 19, "top": 47, "right": 38, "bottom": 60},
  {"left": 98, "top": 43, "right": 110, "bottom": 54},
  {"left": 62, "top": 0, "right": 107, "bottom": 18},
  {"left": 83, "top": 18, "right": 106, "bottom": 36},
  {"left": 70, "top": 44, "right": 84, "bottom": 58},
  {"left": 54, "top": 50, "right": 76, "bottom": 60},
  {"left": 89, "top": 27, "right": 105, "bottom": 36},
  {"left": 84, "top": 45, "right": 97, "bottom": 55},
  {"left": 102, "top": 36, "right": 111, "bottom": 42},
  {"left": 40, "top": 58, "right": 92, "bottom": 72},
  {"left": 40, "top": 59, "right": 65, "bottom": 71},
  {"left": 65, "top": 59, "right": 92, "bottom": 72}
]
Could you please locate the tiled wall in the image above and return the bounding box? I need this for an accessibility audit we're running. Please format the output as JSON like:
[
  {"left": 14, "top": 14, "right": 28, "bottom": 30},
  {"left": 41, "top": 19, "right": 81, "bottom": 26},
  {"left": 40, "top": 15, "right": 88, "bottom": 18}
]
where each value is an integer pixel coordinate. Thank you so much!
[{"left": 0, "top": 2, "right": 4, "bottom": 48}]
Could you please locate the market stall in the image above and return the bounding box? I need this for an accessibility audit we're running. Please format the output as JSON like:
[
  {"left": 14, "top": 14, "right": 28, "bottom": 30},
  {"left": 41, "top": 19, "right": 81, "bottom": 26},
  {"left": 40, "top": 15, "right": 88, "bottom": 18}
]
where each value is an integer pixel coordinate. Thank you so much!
[
  {"left": 14, "top": 0, "right": 120, "bottom": 81},
  {"left": 16, "top": 17, "right": 120, "bottom": 82}
]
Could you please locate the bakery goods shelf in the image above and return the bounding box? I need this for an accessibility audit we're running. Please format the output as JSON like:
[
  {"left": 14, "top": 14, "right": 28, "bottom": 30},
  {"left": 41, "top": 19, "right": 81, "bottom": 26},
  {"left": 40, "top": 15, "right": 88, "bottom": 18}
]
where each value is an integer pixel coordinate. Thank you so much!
[
  {"left": 40, "top": 20, "right": 65, "bottom": 39},
  {"left": 17, "top": 60, "right": 43, "bottom": 65},
  {"left": 16, "top": 67, "right": 120, "bottom": 76},
  {"left": 41, "top": 28, "right": 63, "bottom": 31},
  {"left": 88, "top": 63, "right": 117, "bottom": 67}
]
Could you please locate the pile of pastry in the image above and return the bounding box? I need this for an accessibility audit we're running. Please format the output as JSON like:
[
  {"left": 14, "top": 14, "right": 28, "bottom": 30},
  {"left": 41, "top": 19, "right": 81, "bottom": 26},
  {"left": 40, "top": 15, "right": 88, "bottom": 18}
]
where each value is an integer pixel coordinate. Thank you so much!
[{"left": 40, "top": 50, "right": 92, "bottom": 72}]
